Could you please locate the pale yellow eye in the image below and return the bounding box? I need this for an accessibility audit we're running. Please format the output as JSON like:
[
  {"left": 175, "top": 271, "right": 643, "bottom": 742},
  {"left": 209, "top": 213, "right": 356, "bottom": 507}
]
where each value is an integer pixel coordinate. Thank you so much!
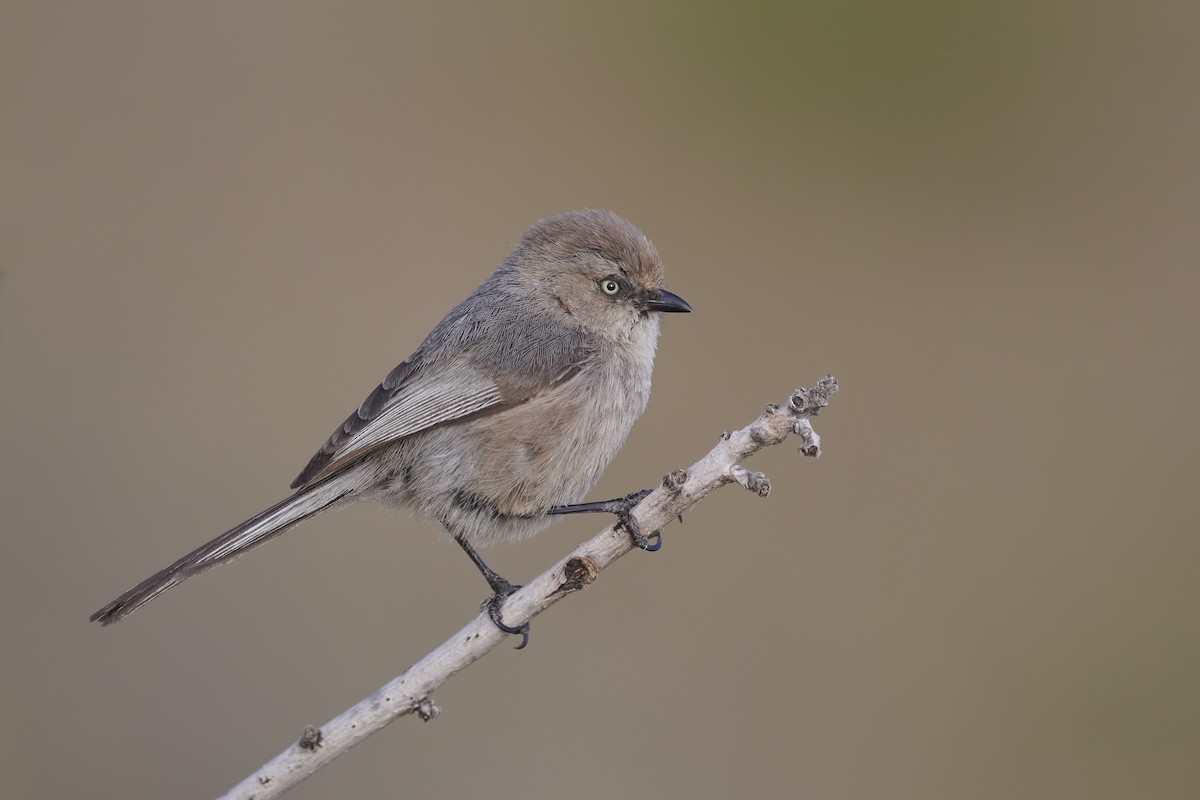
[{"left": 600, "top": 278, "right": 620, "bottom": 296}]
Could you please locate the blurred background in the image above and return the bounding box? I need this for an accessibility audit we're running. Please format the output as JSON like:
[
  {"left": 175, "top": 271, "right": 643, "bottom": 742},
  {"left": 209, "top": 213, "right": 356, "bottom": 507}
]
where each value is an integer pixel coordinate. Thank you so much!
[{"left": 2, "top": 2, "right": 1197, "bottom": 798}]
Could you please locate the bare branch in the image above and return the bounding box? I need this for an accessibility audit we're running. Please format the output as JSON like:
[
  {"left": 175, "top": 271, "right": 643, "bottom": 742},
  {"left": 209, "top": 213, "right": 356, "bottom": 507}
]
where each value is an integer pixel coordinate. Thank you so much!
[{"left": 220, "top": 375, "right": 839, "bottom": 799}]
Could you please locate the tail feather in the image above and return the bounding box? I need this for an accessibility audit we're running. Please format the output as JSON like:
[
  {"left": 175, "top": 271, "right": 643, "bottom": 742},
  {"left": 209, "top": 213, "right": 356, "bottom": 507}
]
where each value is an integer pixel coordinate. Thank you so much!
[{"left": 90, "top": 477, "right": 353, "bottom": 625}]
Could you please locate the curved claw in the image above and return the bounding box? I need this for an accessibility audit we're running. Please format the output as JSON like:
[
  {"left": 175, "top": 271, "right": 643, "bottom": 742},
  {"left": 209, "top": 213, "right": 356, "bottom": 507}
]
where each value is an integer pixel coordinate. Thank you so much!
[
  {"left": 486, "top": 591, "right": 531, "bottom": 650},
  {"left": 617, "top": 512, "right": 663, "bottom": 553},
  {"left": 639, "top": 530, "right": 663, "bottom": 552}
]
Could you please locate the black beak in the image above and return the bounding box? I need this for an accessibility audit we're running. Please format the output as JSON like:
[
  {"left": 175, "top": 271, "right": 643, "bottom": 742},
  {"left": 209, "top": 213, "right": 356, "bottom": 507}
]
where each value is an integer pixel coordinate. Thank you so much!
[{"left": 645, "top": 289, "right": 693, "bottom": 313}]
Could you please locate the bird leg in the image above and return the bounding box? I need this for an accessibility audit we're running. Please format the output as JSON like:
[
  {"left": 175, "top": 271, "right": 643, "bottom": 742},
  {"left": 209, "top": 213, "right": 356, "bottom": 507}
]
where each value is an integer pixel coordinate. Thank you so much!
[
  {"left": 548, "top": 488, "right": 661, "bottom": 551},
  {"left": 454, "top": 536, "right": 530, "bottom": 649}
]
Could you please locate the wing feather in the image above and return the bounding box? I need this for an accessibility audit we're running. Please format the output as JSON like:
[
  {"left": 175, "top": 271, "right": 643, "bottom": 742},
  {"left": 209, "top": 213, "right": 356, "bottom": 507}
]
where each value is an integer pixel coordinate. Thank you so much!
[{"left": 291, "top": 358, "right": 504, "bottom": 488}]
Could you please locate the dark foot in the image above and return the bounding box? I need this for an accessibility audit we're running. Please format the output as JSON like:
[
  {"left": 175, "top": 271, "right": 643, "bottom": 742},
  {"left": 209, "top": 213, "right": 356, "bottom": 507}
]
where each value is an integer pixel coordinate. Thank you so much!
[
  {"left": 455, "top": 535, "right": 532, "bottom": 649},
  {"left": 482, "top": 579, "right": 530, "bottom": 650},
  {"left": 549, "top": 488, "right": 662, "bottom": 552},
  {"left": 614, "top": 489, "right": 661, "bottom": 551}
]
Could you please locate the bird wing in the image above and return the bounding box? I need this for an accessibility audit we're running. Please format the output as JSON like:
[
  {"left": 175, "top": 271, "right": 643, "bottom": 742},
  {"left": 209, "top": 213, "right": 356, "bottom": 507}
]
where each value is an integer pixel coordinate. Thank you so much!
[
  {"left": 291, "top": 271, "right": 593, "bottom": 490},
  {"left": 290, "top": 356, "right": 507, "bottom": 488}
]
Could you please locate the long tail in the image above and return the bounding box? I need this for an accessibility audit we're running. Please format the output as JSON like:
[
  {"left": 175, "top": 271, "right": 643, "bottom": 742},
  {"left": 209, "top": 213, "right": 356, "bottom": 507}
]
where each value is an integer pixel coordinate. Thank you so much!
[{"left": 90, "top": 475, "right": 355, "bottom": 625}]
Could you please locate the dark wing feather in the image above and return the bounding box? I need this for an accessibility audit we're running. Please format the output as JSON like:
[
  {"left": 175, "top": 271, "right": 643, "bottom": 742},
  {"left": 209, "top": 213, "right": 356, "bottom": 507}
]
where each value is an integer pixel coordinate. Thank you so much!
[
  {"left": 291, "top": 357, "right": 504, "bottom": 488},
  {"left": 291, "top": 358, "right": 416, "bottom": 488}
]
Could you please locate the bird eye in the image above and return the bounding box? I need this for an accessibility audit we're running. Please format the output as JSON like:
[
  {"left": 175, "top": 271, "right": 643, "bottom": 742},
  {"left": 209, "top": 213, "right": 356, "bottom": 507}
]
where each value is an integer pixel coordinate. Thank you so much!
[{"left": 600, "top": 278, "right": 621, "bottom": 296}]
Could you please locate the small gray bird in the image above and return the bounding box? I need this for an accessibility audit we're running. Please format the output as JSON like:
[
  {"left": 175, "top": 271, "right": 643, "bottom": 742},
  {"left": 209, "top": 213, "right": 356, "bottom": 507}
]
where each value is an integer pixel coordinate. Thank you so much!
[{"left": 90, "top": 209, "right": 691, "bottom": 645}]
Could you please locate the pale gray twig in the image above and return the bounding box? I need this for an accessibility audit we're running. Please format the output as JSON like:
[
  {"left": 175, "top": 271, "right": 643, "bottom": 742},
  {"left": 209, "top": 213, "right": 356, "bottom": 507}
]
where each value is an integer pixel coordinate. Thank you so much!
[{"left": 221, "top": 375, "right": 838, "bottom": 800}]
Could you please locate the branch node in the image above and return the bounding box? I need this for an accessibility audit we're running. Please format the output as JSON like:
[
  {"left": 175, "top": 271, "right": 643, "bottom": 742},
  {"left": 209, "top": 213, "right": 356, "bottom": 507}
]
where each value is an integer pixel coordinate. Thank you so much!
[
  {"left": 552, "top": 556, "right": 599, "bottom": 596},
  {"left": 297, "top": 726, "right": 323, "bottom": 751},
  {"left": 749, "top": 403, "right": 792, "bottom": 445},
  {"left": 416, "top": 698, "right": 441, "bottom": 722},
  {"left": 789, "top": 375, "right": 839, "bottom": 416},
  {"left": 730, "top": 464, "right": 771, "bottom": 497},
  {"left": 662, "top": 469, "right": 688, "bottom": 492},
  {"left": 795, "top": 418, "right": 821, "bottom": 458}
]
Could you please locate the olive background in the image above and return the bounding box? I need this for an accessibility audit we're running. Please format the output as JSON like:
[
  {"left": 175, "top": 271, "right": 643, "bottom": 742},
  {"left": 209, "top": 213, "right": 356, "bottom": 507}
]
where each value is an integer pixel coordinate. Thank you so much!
[{"left": 2, "top": 3, "right": 1197, "bottom": 798}]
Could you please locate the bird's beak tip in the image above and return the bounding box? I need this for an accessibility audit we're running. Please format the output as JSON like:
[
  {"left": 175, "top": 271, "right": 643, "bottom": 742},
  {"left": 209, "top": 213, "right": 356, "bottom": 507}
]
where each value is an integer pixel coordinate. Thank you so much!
[{"left": 648, "top": 289, "right": 693, "bottom": 314}]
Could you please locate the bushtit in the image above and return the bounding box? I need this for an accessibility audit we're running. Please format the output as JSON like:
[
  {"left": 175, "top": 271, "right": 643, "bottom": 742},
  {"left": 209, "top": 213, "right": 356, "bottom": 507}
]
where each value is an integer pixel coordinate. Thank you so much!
[{"left": 90, "top": 209, "right": 691, "bottom": 646}]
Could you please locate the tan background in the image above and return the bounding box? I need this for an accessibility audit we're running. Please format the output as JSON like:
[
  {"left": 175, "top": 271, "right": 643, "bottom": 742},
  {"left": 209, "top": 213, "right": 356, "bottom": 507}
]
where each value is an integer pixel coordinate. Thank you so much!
[{"left": 3, "top": 2, "right": 1198, "bottom": 798}]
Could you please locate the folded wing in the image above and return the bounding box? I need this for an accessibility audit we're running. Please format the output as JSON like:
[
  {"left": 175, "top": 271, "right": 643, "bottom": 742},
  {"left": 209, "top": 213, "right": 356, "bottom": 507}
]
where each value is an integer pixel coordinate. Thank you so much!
[{"left": 291, "top": 357, "right": 506, "bottom": 488}]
